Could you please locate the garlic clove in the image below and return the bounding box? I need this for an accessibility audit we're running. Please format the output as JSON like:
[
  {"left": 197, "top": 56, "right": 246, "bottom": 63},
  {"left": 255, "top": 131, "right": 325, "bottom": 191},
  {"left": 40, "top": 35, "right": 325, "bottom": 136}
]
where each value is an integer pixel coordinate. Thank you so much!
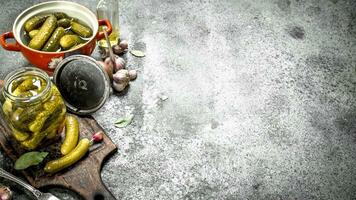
[
  {"left": 128, "top": 70, "right": 137, "bottom": 81},
  {"left": 114, "top": 56, "right": 126, "bottom": 72},
  {"left": 119, "top": 40, "right": 129, "bottom": 50},
  {"left": 112, "top": 81, "right": 128, "bottom": 92},
  {"left": 120, "top": 69, "right": 129, "bottom": 76},
  {"left": 113, "top": 69, "right": 130, "bottom": 84},
  {"left": 112, "top": 44, "right": 124, "bottom": 55}
]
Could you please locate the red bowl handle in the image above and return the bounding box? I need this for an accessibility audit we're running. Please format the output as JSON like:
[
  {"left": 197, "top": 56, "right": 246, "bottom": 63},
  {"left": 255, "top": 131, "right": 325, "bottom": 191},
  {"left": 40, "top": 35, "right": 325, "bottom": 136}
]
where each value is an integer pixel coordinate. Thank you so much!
[
  {"left": 0, "top": 32, "right": 21, "bottom": 52},
  {"left": 96, "top": 19, "right": 113, "bottom": 41}
]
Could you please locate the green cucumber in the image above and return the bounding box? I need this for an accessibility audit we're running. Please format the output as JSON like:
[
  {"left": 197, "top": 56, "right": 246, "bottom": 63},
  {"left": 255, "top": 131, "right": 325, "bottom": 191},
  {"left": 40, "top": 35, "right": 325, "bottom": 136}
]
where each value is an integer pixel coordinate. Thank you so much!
[
  {"left": 24, "top": 15, "right": 47, "bottom": 32},
  {"left": 59, "top": 35, "right": 83, "bottom": 49},
  {"left": 28, "top": 15, "right": 57, "bottom": 50},
  {"left": 42, "top": 27, "right": 66, "bottom": 52},
  {"left": 70, "top": 21, "right": 93, "bottom": 38}
]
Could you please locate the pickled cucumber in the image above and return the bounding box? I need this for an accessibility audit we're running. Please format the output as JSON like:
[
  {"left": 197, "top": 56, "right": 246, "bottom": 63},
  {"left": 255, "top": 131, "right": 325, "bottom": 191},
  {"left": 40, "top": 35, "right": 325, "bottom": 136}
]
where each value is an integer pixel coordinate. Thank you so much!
[
  {"left": 24, "top": 15, "right": 47, "bottom": 32},
  {"left": 42, "top": 27, "right": 66, "bottom": 52},
  {"left": 44, "top": 108, "right": 66, "bottom": 138},
  {"left": 28, "top": 96, "right": 62, "bottom": 133},
  {"left": 12, "top": 78, "right": 37, "bottom": 96},
  {"left": 57, "top": 18, "right": 71, "bottom": 28},
  {"left": 2, "top": 100, "right": 13, "bottom": 116},
  {"left": 47, "top": 112, "right": 65, "bottom": 139},
  {"left": 54, "top": 12, "right": 68, "bottom": 19},
  {"left": 70, "top": 21, "right": 92, "bottom": 38},
  {"left": 10, "top": 77, "right": 27, "bottom": 92},
  {"left": 28, "top": 30, "right": 39, "bottom": 39},
  {"left": 22, "top": 107, "right": 65, "bottom": 150},
  {"left": 44, "top": 138, "right": 90, "bottom": 173},
  {"left": 17, "top": 104, "right": 42, "bottom": 124},
  {"left": 12, "top": 128, "right": 29, "bottom": 142},
  {"left": 11, "top": 108, "right": 23, "bottom": 121},
  {"left": 11, "top": 76, "right": 46, "bottom": 98},
  {"left": 52, "top": 85, "right": 62, "bottom": 96},
  {"left": 28, "top": 15, "right": 57, "bottom": 50},
  {"left": 59, "top": 35, "right": 83, "bottom": 49},
  {"left": 11, "top": 104, "right": 42, "bottom": 133},
  {"left": 41, "top": 105, "right": 63, "bottom": 131},
  {"left": 10, "top": 108, "right": 28, "bottom": 131},
  {"left": 21, "top": 131, "right": 46, "bottom": 150},
  {"left": 61, "top": 115, "right": 79, "bottom": 155}
]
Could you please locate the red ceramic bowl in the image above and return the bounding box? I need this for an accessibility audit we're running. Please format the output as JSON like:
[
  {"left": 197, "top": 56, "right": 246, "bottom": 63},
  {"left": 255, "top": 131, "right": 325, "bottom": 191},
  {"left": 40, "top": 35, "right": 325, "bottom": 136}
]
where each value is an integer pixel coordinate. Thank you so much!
[{"left": 0, "top": 1, "right": 112, "bottom": 73}]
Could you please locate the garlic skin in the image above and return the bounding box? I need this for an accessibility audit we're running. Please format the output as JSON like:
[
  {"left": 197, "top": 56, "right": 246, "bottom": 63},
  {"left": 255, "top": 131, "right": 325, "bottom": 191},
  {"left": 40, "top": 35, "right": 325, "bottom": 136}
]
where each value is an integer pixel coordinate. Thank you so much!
[
  {"left": 128, "top": 70, "right": 137, "bottom": 81},
  {"left": 0, "top": 186, "right": 12, "bottom": 200},
  {"left": 97, "top": 61, "right": 113, "bottom": 81},
  {"left": 104, "top": 57, "right": 113, "bottom": 66},
  {"left": 114, "top": 56, "right": 126, "bottom": 72},
  {"left": 48, "top": 57, "right": 63, "bottom": 69}
]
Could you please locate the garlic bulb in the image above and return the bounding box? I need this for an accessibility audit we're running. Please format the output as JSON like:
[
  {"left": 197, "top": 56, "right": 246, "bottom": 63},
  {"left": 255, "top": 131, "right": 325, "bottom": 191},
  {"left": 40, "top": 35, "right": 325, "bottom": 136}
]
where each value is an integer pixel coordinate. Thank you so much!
[
  {"left": 112, "top": 69, "right": 130, "bottom": 92},
  {"left": 0, "top": 186, "right": 12, "bottom": 200}
]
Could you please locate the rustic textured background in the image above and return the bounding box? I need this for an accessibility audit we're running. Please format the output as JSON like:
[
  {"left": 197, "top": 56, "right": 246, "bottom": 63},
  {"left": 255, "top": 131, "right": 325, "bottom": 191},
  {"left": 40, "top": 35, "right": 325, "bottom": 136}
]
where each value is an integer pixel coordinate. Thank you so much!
[{"left": 0, "top": 0, "right": 355, "bottom": 199}]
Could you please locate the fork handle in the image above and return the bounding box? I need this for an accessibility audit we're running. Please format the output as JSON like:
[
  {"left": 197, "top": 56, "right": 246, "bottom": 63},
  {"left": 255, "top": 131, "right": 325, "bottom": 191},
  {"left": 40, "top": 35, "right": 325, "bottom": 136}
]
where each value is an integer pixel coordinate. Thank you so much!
[{"left": 0, "top": 168, "right": 42, "bottom": 198}]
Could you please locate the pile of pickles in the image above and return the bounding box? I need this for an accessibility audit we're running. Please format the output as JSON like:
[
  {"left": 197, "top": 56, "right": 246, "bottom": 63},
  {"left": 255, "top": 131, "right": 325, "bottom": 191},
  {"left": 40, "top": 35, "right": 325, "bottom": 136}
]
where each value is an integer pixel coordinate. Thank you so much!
[
  {"left": 24, "top": 12, "right": 93, "bottom": 52},
  {"left": 2, "top": 75, "right": 66, "bottom": 150}
]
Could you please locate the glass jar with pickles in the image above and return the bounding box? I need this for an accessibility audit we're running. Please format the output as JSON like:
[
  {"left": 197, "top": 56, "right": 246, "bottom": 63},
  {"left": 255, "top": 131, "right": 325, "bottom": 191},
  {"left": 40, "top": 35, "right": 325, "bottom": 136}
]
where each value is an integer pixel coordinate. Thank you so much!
[{"left": 1, "top": 67, "right": 66, "bottom": 150}]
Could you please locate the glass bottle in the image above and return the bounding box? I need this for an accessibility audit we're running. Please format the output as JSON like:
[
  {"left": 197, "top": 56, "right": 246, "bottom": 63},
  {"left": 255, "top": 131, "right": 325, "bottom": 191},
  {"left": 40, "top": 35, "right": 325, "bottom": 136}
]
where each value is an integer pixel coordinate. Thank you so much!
[
  {"left": 97, "top": 0, "right": 120, "bottom": 48},
  {"left": 1, "top": 67, "right": 66, "bottom": 150}
]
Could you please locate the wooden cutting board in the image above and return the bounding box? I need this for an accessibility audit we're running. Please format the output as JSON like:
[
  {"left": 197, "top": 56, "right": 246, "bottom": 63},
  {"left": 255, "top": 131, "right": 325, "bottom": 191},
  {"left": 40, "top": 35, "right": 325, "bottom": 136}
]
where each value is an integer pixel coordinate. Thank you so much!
[{"left": 0, "top": 113, "right": 118, "bottom": 200}]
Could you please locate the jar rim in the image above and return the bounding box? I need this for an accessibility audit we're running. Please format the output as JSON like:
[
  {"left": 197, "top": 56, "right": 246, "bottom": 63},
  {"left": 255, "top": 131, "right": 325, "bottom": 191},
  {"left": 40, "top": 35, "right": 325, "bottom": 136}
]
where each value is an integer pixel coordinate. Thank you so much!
[{"left": 3, "top": 67, "right": 52, "bottom": 103}]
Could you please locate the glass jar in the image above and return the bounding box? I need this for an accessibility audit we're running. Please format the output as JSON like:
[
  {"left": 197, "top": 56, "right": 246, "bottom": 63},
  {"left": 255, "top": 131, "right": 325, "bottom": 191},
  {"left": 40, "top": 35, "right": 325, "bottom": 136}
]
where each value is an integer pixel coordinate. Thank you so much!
[
  {"left": 97, "top": 0, "right": 120, "bottom": 48},
  {"left": 1, "top": 67, "right": 66, "bottom": 150}
]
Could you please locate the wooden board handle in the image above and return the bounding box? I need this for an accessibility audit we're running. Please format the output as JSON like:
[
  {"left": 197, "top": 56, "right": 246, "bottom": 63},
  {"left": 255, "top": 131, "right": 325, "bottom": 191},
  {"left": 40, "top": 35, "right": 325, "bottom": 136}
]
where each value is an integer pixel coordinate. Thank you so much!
[
  {"left": 55, "top": 166, "right": 116, "bottom": 200},
  {"left": 72, "top": 169, "right": 116, "bottom": 200}
]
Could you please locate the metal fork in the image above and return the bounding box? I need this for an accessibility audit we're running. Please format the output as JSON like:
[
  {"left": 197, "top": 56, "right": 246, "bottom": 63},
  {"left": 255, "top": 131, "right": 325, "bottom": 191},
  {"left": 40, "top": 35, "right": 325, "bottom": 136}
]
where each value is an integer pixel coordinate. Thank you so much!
[{"left": 0, "top": 168, "right": 60, "bottom": 200}]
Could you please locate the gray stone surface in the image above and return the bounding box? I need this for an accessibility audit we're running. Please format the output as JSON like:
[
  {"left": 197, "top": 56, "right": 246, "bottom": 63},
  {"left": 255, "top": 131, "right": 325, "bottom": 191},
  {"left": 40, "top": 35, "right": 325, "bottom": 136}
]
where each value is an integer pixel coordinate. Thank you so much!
[{"left": 0, "top": 0, "right": 355, "bottom": 199}]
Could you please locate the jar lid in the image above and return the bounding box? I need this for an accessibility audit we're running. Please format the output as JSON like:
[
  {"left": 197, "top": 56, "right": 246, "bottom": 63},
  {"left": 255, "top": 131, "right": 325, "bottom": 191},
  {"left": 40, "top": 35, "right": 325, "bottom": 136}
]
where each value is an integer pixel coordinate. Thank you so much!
[{"left": 53, "top": 55, "right": 110, "bottom": 115}]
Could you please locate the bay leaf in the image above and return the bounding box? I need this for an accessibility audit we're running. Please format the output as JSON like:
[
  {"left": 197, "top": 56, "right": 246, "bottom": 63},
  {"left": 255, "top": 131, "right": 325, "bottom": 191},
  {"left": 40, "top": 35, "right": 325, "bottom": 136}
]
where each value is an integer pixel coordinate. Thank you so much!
[
  {"left": 115, "top": 114, "right": 134, "bottom": 128},
  {"left": 14, "top": 151, "right": 48, "bottom": 170},
  {"left": 130, "top": 50, "right": 145, "bottom": 57}
]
